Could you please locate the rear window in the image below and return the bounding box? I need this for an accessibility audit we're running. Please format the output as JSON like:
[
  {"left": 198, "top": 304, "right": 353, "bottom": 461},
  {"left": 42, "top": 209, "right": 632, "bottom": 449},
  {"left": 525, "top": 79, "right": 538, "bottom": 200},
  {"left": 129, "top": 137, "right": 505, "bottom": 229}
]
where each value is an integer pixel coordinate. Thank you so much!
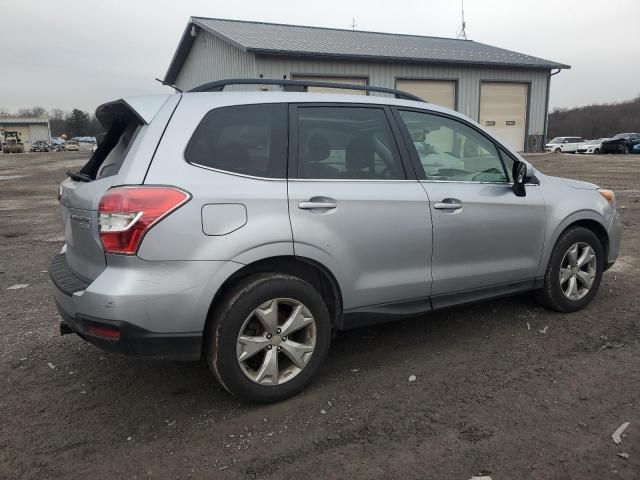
[
  {"left": 77, "top": 105, "right": 142, "bottom": 181},
  {"left": 185, "top": 104, "right": 288, "bottom": 178}
]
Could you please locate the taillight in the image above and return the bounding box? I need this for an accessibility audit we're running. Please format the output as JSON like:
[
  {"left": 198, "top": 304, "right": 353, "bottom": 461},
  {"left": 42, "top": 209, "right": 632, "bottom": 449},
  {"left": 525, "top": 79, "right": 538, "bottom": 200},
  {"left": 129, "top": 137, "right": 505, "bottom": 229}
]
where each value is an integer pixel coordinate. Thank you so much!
[{"left": 98, "top": 186, "right": 190, "bottom": 254}]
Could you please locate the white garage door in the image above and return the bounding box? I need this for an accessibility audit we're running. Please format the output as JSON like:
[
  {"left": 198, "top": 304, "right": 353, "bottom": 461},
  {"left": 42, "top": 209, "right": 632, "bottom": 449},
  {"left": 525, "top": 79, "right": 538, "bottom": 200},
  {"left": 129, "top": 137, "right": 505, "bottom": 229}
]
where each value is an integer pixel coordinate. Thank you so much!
[
  {"left": 292, "top": 75, "right": 367, "bottom": 95},
  {"left": 396, "top": 79, "right": 456, "bottom": 109},
  {"left": 480, "top": 82, "right": 528, "bottom": 152}
]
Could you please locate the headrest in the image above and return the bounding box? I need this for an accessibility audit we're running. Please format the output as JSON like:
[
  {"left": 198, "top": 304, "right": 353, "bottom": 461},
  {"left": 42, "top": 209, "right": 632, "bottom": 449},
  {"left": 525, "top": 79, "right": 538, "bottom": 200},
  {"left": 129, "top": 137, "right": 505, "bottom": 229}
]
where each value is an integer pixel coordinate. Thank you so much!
[
  {"left": 306, "top": 134, "right": 330, "bottom": 163},
  {"left": 345, "top": 137, "right": 374, "bottom": 170}
]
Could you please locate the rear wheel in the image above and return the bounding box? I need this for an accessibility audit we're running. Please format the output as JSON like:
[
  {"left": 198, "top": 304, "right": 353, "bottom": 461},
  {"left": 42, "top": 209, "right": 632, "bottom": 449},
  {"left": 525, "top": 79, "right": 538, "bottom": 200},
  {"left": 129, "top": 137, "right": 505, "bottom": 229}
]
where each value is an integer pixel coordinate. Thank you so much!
[
  {"left": 205, "top": 273, "right": 331, "bottom": 402},
  {"left": 536, "top": 227, "right": 604, "bottom": 312}
]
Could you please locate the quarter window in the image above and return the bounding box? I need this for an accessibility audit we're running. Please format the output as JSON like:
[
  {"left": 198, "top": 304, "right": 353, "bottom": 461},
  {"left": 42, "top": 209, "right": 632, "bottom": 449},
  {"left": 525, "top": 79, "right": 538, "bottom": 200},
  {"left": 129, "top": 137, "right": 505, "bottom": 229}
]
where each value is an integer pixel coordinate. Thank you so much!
[
  {"left": 398, "top": 110, "right": 508, "bottom": 182},
  {"left": 185, "top": 103, "right": 288, "bottom": 178},
  {"left": 296, "top": 107, "right": 405, "bottom": 179}
]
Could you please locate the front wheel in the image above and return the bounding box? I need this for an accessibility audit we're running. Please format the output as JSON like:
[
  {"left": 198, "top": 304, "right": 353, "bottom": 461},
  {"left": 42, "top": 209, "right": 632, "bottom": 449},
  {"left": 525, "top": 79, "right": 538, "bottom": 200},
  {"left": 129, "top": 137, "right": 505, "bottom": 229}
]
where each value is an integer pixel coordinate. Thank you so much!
[
  {"left": 205, "top": 273, "right": 332, "bottom": 402},
  {"left": 554, "top": 147, "right": 561, "bottom": 153},
  {"left": 621, "top": 145, "right": 630, "bottom": 155},
  {"left": 536, "top": 227, "right": 604, "bottom": 312}
]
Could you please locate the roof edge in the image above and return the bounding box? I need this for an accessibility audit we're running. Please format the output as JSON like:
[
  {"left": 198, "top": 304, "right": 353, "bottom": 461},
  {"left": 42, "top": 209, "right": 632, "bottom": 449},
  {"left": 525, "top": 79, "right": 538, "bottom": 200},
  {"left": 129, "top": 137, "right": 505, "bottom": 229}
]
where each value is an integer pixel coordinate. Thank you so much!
[
  {"left": 251, "top": 49, "right": 571, "bottom": 70},
  {"left": 191, "top": 15, "right": 478, "bottom": 44},
  {"left": 164, "top": 20, "right": 197, "bottom": 84}
]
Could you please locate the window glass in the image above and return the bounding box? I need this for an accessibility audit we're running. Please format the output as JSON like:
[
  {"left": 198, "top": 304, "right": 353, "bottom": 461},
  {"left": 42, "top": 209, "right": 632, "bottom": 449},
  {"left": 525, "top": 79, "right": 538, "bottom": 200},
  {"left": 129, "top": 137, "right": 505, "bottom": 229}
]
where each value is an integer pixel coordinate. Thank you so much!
[
  {"left": 398, "top": 110, "right": 508, "bottom": 182},
  {"left": 500, "top": 148, "right": 516, "bottom": 181},
  {"left": 185, "top": 104, "right": 288, "bottom": 178},
  {"left": 297, "top": 107, "right": 405, "bottom": 179}
]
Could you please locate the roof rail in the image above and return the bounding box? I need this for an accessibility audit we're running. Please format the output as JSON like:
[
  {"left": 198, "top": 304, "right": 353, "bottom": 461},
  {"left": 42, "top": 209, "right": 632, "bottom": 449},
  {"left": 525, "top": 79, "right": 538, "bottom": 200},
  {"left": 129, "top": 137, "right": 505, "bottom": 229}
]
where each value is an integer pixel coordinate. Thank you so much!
[{"left": 187, "top": 78, "right": 426, "bottom": 102}]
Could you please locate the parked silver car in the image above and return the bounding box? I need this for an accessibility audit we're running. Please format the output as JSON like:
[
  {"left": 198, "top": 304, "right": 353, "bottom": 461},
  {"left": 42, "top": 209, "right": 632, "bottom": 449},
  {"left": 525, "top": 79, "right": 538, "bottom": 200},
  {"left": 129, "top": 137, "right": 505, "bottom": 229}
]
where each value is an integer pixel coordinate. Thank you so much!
[{"left": 50, "top": 80, "right": 621, "bottom": 402}]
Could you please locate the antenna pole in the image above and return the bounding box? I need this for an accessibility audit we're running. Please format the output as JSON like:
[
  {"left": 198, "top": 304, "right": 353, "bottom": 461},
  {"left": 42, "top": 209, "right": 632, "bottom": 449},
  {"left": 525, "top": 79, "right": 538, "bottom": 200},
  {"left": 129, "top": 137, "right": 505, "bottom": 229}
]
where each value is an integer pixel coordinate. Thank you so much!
[
  {"left": 457, "top": 0, "right": 468, "bottom": 40},
  {"left": 351, "top": 18, "right": 357, "bottom": 31}
]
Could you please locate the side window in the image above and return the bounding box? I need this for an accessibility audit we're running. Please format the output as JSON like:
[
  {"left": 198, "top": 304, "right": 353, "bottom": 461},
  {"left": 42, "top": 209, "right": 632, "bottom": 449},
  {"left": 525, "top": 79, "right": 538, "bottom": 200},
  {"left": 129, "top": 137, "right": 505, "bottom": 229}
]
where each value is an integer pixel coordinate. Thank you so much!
[
  {"left": 500, "top": 148, "right": 516, "bottom": 181},
  {"left": 297, "top": 107, "right": 405, "bottom": 179},
  {"left": 398, "top": 110, "right": 508, "bottom": 182},
  {"left": 185, "top": 103, "right": 288, "bottom": 178}
]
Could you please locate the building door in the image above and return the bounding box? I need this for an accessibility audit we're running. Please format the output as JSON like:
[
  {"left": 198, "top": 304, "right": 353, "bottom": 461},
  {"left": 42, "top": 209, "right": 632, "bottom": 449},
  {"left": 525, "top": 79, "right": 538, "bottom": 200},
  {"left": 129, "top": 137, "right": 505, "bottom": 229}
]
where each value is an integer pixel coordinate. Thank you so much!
[
  {"left": 479, "top": 82, "right": 528, "bottom": 152},
  {"left": 396, "top": 79, "right": 456, "bottom": 110},
  {"left": 291, "top": 75, "right": 367, "bottom": 95}
]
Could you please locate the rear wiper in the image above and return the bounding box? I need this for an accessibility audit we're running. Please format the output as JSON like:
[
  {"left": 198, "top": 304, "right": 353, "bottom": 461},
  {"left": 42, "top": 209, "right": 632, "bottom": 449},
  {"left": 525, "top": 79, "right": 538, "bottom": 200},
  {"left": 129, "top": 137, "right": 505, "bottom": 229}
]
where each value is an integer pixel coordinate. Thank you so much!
[{"left": 67, "top": 170, "right": 92, "bottom": 182}]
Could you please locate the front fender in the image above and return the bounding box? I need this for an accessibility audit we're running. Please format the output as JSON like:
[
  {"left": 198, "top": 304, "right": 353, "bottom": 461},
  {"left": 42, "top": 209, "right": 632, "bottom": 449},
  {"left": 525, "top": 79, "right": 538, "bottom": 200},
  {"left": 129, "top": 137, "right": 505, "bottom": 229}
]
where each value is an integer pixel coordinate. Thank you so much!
[{"left": 537, "top": 209, "right": 609, "bottom": 277}]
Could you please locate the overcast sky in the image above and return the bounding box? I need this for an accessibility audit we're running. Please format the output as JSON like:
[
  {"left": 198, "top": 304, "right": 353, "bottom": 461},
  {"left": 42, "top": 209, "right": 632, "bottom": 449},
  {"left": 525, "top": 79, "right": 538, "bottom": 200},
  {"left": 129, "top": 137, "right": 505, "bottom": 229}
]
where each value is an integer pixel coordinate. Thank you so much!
[{"left": 1, "top": 0, "right": 638, "bottom": 114}]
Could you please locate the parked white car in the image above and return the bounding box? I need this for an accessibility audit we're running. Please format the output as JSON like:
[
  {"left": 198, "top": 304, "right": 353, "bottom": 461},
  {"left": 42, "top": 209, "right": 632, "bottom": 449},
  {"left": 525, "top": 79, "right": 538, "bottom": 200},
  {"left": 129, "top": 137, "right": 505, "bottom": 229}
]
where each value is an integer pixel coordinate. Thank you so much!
[
  {"left": 576, "top": 138, "right": 610, "bottom": 155},
  {"left": 546, "top": 136, "right": 584, "bottom": 153}
]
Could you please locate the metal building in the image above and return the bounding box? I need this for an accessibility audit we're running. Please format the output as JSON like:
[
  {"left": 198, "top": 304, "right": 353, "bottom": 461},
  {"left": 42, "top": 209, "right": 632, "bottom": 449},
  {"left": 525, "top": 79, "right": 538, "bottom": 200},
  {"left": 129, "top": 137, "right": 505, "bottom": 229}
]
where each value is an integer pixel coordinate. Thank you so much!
[
  {"left": 0, "top": 117, "right": 51, "bottom": 152},
  {"left": 164, "top": 17, "right": 569, "bottom": 152}
]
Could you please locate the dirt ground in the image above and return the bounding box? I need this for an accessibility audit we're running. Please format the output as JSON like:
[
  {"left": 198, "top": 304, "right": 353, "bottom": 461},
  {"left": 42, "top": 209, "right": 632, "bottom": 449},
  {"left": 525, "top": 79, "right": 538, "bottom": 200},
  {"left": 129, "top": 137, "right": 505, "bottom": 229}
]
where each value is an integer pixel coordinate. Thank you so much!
[{"left": 1, "top": 151, "right": 638, "bottom": 480}]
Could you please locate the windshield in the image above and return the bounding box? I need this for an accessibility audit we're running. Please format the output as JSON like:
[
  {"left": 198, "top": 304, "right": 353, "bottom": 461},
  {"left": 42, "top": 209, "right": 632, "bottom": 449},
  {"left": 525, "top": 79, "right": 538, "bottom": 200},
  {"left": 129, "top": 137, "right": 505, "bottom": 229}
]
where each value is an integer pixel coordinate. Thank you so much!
[
  {"left": 613, "top": 134, "right": 630, "bottom": 140},
  {"left": 549, "top": 137, "right": 563, "bottom": 143}
]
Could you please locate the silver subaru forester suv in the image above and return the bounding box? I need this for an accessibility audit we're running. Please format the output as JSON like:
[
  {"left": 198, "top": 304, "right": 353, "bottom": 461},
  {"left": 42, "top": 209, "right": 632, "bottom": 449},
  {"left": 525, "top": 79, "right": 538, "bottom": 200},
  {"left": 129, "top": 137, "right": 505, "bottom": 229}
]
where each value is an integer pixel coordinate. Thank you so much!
[{"left": 51, "top": 79, "right": 621, "bottom": 402}]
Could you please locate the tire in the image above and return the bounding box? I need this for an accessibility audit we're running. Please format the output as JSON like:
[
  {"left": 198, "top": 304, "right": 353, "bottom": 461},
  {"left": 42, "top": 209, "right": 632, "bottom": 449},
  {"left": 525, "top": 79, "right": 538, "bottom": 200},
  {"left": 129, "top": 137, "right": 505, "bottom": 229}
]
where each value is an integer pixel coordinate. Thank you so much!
[
  {"left": 554, "top": 148, "right": 561, "bottom": 153},
  {"left": 594, "top": 148, "right": 600, "bottom": 155},
  {"left": 536, "top": 226, "right": 604, "bottom": 312},
  {"left": 205, "top": 273, "right": 332, "bottom": 402},
  {"left": 621, "top": 145, "right": 630, "bottom": 155}
]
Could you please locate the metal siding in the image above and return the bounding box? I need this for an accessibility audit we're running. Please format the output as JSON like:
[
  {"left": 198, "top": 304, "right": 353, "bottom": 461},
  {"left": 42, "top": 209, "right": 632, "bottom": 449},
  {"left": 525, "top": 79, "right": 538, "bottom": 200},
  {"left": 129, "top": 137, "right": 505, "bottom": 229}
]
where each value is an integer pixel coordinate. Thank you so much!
[
  {"left": 174, "top": 30, "right": 256, "bottom": 91},
  {"left": 29, "top": 124, "right": 50, "bottom": 143},
  {"left": 191, "top": 17, "right": 569, "bottom": 69},
  {"left": 255, "top": 56, "right": 548, "bottom": 137}
]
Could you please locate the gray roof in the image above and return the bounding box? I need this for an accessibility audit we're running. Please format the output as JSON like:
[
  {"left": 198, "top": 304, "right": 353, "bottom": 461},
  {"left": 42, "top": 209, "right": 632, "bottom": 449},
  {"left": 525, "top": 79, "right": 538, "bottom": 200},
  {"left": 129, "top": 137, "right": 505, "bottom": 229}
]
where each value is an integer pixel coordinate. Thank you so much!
[
  {"left": 165, "top": 17, "right": 569, "bottom": 83},
  {"left": 0, "top": 117, "right": 49, "bottom": 125}
]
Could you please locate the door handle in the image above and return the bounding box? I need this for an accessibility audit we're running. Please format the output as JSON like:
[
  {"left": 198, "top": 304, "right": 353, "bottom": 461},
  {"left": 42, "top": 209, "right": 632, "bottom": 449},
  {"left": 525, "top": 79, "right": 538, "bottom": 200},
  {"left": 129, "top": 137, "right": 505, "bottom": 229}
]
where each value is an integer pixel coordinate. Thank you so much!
[
  {"left": 298, "top": 200, "right": 337, "bottom": 210},
  {"left": 434, "top": 199, "right": 463, "bottom": 210}
]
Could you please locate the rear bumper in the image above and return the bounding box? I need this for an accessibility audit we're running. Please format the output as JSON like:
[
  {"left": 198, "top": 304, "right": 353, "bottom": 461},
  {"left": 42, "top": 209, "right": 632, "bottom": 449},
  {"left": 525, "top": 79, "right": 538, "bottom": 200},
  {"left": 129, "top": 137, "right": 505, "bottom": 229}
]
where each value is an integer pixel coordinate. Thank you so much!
[
  {"left": 49, "top": 252, "right": 239, "bottom": 360},
  {"left": 55, "top": 304, "right": 202, "bottom": 360}
]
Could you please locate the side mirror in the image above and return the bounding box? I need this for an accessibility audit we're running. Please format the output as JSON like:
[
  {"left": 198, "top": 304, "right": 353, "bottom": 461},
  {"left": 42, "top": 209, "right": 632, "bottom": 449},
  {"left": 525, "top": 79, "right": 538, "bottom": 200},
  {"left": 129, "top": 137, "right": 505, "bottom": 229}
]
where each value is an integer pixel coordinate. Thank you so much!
[{"left": 512, "top": 162, "right": 528, "bottom": 197}]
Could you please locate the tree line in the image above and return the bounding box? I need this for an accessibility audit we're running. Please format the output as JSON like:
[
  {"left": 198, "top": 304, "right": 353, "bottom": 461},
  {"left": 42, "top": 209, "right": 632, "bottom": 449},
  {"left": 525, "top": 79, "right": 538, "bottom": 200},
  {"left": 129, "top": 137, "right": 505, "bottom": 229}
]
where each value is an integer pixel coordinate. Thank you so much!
[
  {"left": 0, "top": 107, "right": 104, "bottom": 138},
  {"left": 548, "top": 96, "right": 640, "bottom": 140}
]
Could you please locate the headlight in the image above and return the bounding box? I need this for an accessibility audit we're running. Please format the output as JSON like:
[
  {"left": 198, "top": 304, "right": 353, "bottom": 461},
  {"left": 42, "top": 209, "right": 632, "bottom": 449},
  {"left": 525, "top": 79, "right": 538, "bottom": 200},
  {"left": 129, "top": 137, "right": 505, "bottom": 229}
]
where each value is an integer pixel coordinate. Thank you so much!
[{"left": 598, "top": 189, "right": 615, "bottom": 207}]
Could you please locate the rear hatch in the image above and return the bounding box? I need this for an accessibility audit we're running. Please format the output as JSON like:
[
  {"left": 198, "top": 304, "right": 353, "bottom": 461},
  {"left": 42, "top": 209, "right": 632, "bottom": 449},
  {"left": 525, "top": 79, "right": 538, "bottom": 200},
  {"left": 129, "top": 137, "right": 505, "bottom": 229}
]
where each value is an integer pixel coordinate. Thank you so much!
[{"left": 58, "top": 98, "right": 165, "bottom": 282}]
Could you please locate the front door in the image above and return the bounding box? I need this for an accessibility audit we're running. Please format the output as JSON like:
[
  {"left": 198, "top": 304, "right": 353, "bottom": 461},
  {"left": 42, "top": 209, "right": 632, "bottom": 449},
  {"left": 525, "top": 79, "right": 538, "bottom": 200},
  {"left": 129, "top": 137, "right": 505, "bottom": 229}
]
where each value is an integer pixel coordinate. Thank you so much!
[
  {"left": 394, "top": 108, "right": 546, "bottom": 307},
  {"left": 287, "top": 104, "right": 433, "bottom": 311}
]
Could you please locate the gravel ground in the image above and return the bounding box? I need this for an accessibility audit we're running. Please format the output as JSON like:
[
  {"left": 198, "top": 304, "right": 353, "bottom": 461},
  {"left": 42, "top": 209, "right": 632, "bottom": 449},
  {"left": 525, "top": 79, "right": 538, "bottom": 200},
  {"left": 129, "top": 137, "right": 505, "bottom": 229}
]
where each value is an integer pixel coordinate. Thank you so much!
[{"left": 1, "top": 152, "right": 638, "bottom": 479}]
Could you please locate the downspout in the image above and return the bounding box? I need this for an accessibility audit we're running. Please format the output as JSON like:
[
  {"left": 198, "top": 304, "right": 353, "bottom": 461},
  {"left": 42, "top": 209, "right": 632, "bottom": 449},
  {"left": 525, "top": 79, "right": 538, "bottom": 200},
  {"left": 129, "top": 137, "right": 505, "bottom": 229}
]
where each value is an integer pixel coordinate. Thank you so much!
[{"left": 543, "top": 68, "right": 562, "bottom": 149}]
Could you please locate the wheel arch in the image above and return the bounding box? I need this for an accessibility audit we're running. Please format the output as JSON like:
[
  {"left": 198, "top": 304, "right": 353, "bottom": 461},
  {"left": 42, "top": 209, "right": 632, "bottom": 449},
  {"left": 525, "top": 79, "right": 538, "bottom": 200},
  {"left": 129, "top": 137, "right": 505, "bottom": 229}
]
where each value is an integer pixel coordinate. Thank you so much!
[
  {"left": 204, "top": 255, "right": 344, "bottom": 334},
  {"left": 540, "top": 213, "right": 610, "bottom": 277}
]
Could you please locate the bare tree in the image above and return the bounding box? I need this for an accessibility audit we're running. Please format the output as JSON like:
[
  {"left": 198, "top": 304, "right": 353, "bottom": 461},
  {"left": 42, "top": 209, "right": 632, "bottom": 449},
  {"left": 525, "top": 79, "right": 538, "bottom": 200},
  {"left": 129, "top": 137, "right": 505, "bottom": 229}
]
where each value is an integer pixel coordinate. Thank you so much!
[{"left": 549, "top": 97, "right": 640, "bottom": 139}]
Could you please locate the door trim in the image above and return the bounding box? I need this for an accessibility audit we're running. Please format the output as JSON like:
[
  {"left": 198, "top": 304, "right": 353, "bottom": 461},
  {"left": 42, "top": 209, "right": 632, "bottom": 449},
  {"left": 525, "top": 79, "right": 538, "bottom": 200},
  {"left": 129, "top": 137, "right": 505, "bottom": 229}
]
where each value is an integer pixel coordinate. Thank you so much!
[
  {"left": 340, "top": 278, "right": 543, "bottom": 330},
  {"left": 431, "top": 278, "right": 542, "bottom": 310}
]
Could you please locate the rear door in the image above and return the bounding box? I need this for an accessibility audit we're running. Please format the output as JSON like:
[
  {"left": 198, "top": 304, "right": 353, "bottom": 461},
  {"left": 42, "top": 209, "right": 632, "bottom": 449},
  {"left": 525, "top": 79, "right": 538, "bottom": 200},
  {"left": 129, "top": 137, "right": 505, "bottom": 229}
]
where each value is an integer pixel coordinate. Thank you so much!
[
  {"left": 287, "top": 104, "right": 433, "bottom": 310},
  {"left": 59, "top": 97, "right": 174, "bottom": 281},
  {"left": 394, "top": 107, "right": 546, "bottom": 307}
]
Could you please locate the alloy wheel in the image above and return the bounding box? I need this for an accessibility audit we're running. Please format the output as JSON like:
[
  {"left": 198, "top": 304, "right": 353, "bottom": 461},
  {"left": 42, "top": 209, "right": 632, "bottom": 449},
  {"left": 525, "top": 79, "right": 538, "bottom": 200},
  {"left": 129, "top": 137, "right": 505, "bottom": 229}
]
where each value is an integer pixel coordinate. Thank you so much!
[
  {"left": 236, "top": 298, "right": 316, "bottom": 386},
  {"left": 559, "top": 242, "right": 597, "bottom": 301}
]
